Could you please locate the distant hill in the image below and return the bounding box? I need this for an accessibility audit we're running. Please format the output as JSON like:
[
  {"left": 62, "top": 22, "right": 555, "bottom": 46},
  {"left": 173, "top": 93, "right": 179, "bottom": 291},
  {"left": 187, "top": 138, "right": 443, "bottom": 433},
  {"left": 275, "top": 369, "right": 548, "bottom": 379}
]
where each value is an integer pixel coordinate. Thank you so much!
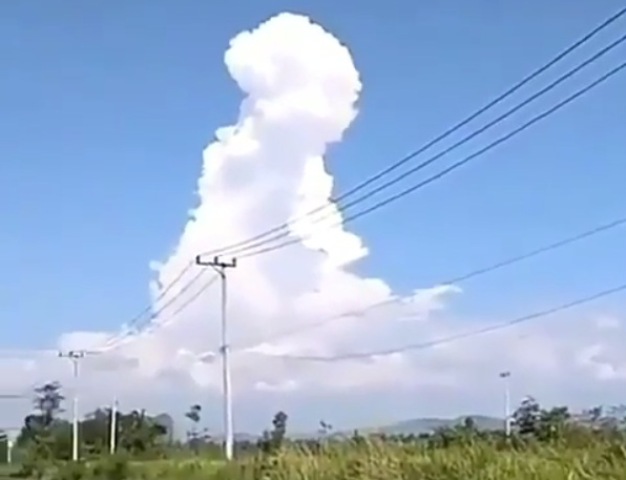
[
  {"left": 203, "top": 415, "right": 505, "bottom": 442},
  {"left": 373, "top": 415, "right": 504, "bottom": 435},
  {"left": 209, "top": 432, "right": 260, "bottom": 443},
  {"left": 289, "top": 415, "right": 504, "bottom": 439}
]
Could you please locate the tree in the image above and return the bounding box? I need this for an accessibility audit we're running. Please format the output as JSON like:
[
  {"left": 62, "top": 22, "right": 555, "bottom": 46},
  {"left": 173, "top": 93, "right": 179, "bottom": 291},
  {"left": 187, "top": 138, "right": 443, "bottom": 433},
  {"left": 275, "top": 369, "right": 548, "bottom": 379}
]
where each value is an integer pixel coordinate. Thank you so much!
[
  {"left": 319, "top": 420, "right": 333, "bottom": 437},
  {"left": 271, "top": 410, "right": 288, "bottom": 448},
  {"left": 462, "top": 416, "right": 477, "bottom": 432},
  {"left": 511, "top": 397, "right": 572, "bottom": 441},
  {"left": 536, "top": 406, "right": 570, "bottom": 441},
  {"left": 185, "top": 404, "right": 203, "bottom": 453},
  {"left": 582, "top": 406, "right": 604, "bottom": 427},
  {"left": 16, "top": 398, "right": 169, "bottom": 462},
  {"left": 31, "top": 381, "right": 65, "bottom": 429},
  {"left": 512, "top": 396, "right": 541, "bottom": 436},
  {"left": 116, "top": 409, "right": 167, "bottom": 456},
  {"left": 80, "top": 408, "right": 113, "bottom": 455},
  {"left": 16, "top": 382, "right": 67, "bottom": 460},
  {"left": 601, "top": 405, "right": 626, "bottom": 430},
  {"left": 185, "top": 404, "right": 202, "bottom": 425},
  {"left": 258, "top": 411, "right": 289, "bottom": 454}
]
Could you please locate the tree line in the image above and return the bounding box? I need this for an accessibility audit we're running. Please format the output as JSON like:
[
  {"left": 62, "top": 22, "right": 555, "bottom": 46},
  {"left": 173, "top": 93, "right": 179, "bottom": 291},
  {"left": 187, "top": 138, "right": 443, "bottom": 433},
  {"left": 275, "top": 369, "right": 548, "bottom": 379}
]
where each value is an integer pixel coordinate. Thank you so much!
[
  {"left": 2, "top": 381, "right": 626, "bottom": 467},
  {"left": 1, "top": 381, "right": 170, "bottom": 463}
]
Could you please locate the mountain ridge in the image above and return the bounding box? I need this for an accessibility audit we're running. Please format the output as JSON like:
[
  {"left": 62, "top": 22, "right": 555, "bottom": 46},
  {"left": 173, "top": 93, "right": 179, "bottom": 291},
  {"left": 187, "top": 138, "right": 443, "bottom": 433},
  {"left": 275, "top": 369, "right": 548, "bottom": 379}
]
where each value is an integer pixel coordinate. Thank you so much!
[
  {"left": 372, "top": 415, "right": 504, "bottom": 435},
  {"left": 210, "top": 415, "right": 505, "bottom": 441}
]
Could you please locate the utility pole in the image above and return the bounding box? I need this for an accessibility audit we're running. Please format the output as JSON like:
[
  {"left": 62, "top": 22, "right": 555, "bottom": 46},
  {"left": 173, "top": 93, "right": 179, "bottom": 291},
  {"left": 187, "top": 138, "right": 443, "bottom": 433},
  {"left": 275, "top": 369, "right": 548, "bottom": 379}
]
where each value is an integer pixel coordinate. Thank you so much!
[
  {"left": 0, "top": 431, "right": 12, "bottom": 465},
  {"left": 0, "top": 394, "right": 26, "bottom": 465},
  {"left": 195, "top": 254, "right": 237, "bottom": 461},
  {"left": 6, "top": 436, "right": 12, "bottom": 465},
  {"left": 499, "top": 371, "right": 512, "bottom": 436},
  {"left": 110, "top": 397, "right": 118, "bottom": 455},
  {"left": 58, "top": 350, "right": 87, "bottom": 461},
  {"left": 0, "top": 429, "right": 18, "bottom": 465}
]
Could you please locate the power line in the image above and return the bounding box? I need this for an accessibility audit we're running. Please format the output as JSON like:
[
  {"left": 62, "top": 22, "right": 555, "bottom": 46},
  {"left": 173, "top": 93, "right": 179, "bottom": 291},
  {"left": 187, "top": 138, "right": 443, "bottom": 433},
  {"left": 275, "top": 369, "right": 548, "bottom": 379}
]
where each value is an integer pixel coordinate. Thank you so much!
[
  {"left": 98, "top": 268, "right": 209, "bottom": 350},
  {"left": 239, "top": 57, "right": 626, "bottom": 259},
  {"left": 232, "top": 32, "right": 626, "bottom": 258},
  {"left": 111, "top": 260, "right": 196, "bottom": 334},
  {"left": 0, "top": 274, "right": 219, "bottom": 360},
  {"left": 40, "top": 8, "right": 625, "bottom": 365},
  {"left": 0, "top": 348, "right": 57, "bottom": 358},
  {"left": 233, "top": 214, "right": 626, "bottom": 350},
  {"left": 444, "top": 216, "right": 626, "bottom": 285},
  {"left": 5, "top": 264, "right": 208, "bottom": 356},
  {"left": 99, "top": 274, "right": 220, "bottom": 353},
  {"left": 100, "top": 7, "right": 626, "bottom": 312},
  {"left": 197, "top": 7, "right": 626, "bottom": 259},
  {"left": 263, "top": 282, "right": 626, "bottom": 362}
]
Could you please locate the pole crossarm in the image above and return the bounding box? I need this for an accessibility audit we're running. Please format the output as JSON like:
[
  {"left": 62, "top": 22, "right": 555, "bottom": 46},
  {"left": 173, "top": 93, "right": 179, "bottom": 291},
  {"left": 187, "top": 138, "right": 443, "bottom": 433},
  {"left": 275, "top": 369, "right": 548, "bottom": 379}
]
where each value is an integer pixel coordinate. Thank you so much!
[{"left": 195, "top": 255, "right": 237, "bottom": 269}]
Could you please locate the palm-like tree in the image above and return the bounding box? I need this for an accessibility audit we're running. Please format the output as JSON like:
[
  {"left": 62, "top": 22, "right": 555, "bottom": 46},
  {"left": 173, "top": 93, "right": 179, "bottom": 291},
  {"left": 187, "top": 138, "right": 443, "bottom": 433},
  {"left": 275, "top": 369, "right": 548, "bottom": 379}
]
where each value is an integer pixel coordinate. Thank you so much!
[{"left": 185, "top": 404, "right": 202, "bottom": 451}]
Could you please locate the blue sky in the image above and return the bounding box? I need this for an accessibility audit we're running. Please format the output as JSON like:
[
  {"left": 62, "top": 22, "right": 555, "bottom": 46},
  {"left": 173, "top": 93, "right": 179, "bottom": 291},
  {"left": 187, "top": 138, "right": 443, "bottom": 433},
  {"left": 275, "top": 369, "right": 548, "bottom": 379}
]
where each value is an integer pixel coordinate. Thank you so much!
[{"left": 1, "top": 0, "right": 625, "bottom": 425}]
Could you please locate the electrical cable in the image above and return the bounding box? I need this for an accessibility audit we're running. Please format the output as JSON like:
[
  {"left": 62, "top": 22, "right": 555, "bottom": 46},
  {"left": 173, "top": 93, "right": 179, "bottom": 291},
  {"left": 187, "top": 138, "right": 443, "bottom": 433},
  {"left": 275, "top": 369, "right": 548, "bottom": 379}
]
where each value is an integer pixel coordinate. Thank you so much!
[
  {"left": 98, "top": 274, "right": 220, "bottom": 353},
  {"left": 234, "top": 214, "right": 626, "bottom": 351},
  {"left": 46, "top": 9, "right": 626, "bottom": 357},
  {"left": 109, "top": 7, "right": 626, "bottom": 307},
  {"left": 97, "top": 268, "right": 208, "bottom": 349},
  {"left": 0, "top": 261, "right": 207, "bottom": 361},
  {"left": 3, "top": 9, "right": 625, "bottom": 373},
  {"left": 229, "top": 33, "right": 626, "bottom": 258},
  {"left": 262, "top": 282, "right": 626, "bottom": 362},
  {"left": 198, "top": 7, "right": 626, "bottom": 259},
  {"left": 115, "top": 260, "right": 196, "bottom": 333},
  {"left": 239, "top": 58, "right": 626, "bottom": 259},
  {"left": 0, "top": 348, "right": 57, "bottom": 358}
]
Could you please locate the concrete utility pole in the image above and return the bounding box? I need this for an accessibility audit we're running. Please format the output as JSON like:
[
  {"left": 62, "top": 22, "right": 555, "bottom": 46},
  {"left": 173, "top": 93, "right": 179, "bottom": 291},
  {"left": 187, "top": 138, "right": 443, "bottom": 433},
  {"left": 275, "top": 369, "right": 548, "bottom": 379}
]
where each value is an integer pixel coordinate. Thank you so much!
[
  {"left": 0, "top": 394, "right": 27, "bottom": 465},
  {"left": 499, "top": 371, "right": 512, "bottom": 436},
  {"left": 6, "top": 436, "right": 12, "bottom": 465},
  {"left": 58, "top": 350, "right": 88, "bottom": 461},
  {"left": 195, "top": 254, "right": 237, "bottom": 461},
  {"left": 0, "top": 430, "right": 14, "bottom": 464},
  {"left": 110, "top": 397, "right": 118, "bottom": 454},
  {"left": 0, "top": 429, "right": 19, "bottom": 465}
]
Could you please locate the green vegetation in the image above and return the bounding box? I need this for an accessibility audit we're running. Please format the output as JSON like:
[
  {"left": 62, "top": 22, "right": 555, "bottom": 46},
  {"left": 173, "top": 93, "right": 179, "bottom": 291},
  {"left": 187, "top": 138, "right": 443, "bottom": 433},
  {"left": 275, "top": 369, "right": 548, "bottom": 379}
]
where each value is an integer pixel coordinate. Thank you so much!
[{"left": 2, "top": 382, "right": 626, "bottom": 478}]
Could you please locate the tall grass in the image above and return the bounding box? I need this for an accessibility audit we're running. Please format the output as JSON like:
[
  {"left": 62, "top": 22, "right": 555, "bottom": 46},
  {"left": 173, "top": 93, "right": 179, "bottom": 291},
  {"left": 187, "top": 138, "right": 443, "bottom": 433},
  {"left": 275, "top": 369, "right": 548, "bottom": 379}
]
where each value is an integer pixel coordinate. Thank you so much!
[{"left": 106, "top": 437, "right": 626, "bottom": 479}]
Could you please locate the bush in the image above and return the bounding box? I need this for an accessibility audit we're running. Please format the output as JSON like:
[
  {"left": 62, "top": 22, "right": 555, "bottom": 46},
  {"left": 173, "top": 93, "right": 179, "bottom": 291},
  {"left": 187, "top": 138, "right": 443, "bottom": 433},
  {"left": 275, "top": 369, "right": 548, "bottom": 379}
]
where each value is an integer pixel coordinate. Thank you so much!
[{"left": 90, "top": 455, "right": 131, "bottom": 480}]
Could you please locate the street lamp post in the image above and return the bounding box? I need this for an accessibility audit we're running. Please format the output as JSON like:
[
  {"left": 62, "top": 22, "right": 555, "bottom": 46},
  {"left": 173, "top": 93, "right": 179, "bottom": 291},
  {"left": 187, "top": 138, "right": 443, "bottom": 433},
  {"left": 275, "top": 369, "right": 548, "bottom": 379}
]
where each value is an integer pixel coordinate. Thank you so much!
[{"left": 499, "top": 371, "right": 512, "bottom": 436}]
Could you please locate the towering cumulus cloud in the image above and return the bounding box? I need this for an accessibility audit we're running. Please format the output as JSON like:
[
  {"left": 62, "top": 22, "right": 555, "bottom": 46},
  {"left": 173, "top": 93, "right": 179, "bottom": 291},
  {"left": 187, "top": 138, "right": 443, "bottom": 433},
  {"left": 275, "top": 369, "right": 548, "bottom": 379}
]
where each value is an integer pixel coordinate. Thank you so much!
[{"left": 114, "top": 12, "right": 458, "bottom": 392}]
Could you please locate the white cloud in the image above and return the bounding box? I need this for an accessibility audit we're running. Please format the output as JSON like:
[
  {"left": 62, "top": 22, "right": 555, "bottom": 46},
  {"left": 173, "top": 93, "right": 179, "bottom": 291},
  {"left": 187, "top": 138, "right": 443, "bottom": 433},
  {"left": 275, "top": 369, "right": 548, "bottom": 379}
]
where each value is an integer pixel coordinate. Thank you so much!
[{"left": 2, "top": 12, "right": 626, "bottom": 432}]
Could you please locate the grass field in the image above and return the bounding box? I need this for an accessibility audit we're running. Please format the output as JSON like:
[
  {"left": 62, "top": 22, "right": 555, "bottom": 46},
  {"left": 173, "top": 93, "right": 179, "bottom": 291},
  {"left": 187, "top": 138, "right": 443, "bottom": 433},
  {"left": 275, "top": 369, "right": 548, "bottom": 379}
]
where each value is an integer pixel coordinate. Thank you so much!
[
  {"left": 96, "top": 439, "right": 626, "bottom": 479},
  {"left": 0, "top": 464, "right": 18, "bottom": 480},
  {"left": 219, "top": 440, "right": 626, "bottom": 480},
  {"left": 5, "top": 437, "right": 626, "bottom": 479}
]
